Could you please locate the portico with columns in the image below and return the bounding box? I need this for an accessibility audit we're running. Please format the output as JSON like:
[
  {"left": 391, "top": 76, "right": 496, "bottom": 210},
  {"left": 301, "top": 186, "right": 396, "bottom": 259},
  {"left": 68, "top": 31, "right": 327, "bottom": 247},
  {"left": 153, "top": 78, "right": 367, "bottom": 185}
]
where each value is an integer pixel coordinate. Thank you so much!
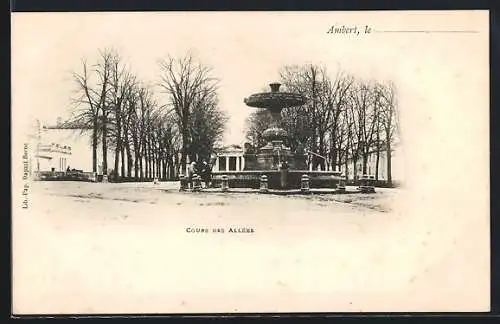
[{"left": 212, "top": 144, "right": 245, "bottom": 172}]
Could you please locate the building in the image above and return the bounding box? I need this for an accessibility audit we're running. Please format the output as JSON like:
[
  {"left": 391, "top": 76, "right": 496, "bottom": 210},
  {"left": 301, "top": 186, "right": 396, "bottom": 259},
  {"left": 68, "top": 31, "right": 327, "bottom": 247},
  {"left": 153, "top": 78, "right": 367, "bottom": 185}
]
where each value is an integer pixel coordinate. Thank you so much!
[
  {"left": 28, "top": 118, "right": 115, "bottom": 175},
  {"left": 36, "top": 143, "right": 72, "bottom": 172},
  {"left": 212, "top": 144, "right": 246, "bottom": 172},
  {"left": 340, "top": 143, "right": 403, "bottom": 184}
]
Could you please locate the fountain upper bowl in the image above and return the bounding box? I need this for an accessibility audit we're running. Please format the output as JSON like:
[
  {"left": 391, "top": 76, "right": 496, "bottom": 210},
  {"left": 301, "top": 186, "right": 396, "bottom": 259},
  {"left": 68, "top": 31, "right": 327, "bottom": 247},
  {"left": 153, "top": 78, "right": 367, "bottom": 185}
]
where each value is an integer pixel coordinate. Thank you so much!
[{"left": 244, "top": 92, "right": 306, "bottom": 109}]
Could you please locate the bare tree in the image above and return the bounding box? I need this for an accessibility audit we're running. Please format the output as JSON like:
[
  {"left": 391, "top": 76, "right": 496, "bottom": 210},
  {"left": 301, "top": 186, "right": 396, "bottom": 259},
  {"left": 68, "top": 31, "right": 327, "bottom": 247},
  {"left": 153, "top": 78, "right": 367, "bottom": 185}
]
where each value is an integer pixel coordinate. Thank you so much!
[
  {"left": 133, "top": 84, "right": 157, "bottom": 179},
  {"left": 324, "top": 72, "right": 354, "bottom": 171},
  {"left": 108, "top": 54, "right": 137, "bottom": 179},
  {"left": 69, "top": 48, "right": 116, "bottom": 173},
  {"left": 350, "top": 80, "right": 381, "bottom": 176},
  {"left": 377, "top": 81, "right": 399, "bottom": 185},
  {"left": 153, "top": 110, "right": 178, "bottom": 180},
  {"left": 244, "top": 109, "right": 273, "bottom": 148},
  {"left": 69, "top": 59, "right": 100, "bottom": 172},
  {"left": 345, "top": 95, "right": 360, "bottom": 180},
  {"left": 279, "top": 64, "right": 324, "bottom": 169},
  {"left": 188, "top": 90, "right": 228, "bottom": 162},
  {"left": 158, "top": 52, "right": 219, "bottom": 174},
  {"left": 279, "top": 64, "right": 355, "bottom": 171}
]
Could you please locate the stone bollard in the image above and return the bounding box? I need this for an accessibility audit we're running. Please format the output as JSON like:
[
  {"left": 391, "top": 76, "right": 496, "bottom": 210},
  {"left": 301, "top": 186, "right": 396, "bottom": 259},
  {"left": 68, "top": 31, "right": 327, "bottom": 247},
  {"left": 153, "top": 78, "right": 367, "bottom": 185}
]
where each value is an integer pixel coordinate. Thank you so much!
[
  {"left": 90, "top": 172, "right": 97, "bottom": 183},
  {"left": 102, "top": 174, "right": 108, "bottom": 183},
  {"left": 369, "top": 176, "right": 376, "bottom": 193},
  {"left": 358, "top": 175, "right": 376, "bottom": 194},
  {"left": 193, "top": 174, "right": 202, "bottom": 192},
  {"left": 179, "top": 175, "right": 187, "bottom": 191},
  {"left": 259, "top": 175, "right": 268, "bottom": 193},
  {"left": 336, "top": 175, "right": 346, "bottom": 193},
  {"left": 221, "top": 175, "right": 229, "bottom": 192},
  {"left": 153, "top": 177, "right": 159, "bottom": 185},
  {"left": 301, "top": 174, "right": 310, "bottom": 193}
]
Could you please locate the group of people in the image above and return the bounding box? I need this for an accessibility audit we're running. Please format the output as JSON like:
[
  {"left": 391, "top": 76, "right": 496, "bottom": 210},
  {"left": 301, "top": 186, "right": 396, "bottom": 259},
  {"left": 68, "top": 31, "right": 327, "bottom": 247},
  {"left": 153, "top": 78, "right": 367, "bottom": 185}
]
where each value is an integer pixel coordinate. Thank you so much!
[{"left": 187, "top": 160, "right": 213, "bottom": 189}]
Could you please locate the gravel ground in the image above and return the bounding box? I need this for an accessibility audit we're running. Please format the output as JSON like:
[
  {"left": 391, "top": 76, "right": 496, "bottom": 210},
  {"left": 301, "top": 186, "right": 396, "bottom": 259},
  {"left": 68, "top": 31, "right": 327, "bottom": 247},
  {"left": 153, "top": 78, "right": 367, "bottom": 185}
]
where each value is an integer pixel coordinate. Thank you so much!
[{"left": 12, "top": 181, "right": 489, "bottom": 314}]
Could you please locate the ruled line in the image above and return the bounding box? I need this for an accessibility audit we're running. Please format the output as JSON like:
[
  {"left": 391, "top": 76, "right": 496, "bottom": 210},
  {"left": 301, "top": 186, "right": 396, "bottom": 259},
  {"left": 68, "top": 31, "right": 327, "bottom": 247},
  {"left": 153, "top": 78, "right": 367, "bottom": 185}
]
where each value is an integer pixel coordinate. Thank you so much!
[{"left": 374, "top": 30, "right": 479, "bottom": 34}]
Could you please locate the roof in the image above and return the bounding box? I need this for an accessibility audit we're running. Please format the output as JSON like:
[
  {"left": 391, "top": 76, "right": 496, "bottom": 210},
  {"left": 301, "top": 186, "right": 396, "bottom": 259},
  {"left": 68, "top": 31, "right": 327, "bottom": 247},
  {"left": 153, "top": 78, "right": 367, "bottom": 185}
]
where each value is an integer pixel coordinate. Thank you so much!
[{"left": 214, "top": 144, "right": 243, "bottom": 153}]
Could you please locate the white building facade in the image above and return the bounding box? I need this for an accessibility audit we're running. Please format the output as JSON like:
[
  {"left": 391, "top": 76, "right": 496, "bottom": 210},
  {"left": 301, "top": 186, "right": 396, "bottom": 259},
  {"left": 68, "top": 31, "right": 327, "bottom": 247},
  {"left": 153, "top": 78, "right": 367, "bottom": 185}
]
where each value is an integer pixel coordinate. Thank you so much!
[
  {"left": 28, "top": 119, "right": 115, "bottom": 175},
  {"left": 340, "top": 144, "right": 403, "bottom": 184},
  {"left": 212, "top": 145, "right": 245, "bottom": 172}
]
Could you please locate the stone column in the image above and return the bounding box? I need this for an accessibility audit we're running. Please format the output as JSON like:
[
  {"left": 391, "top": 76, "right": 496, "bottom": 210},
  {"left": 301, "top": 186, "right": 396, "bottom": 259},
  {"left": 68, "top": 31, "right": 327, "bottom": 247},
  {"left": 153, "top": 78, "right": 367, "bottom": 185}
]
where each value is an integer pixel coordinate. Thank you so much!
[
  {"left": 236, "top": 156, "right": 240, "bottom": 171},
  {"left": 215, "top": 157, "right": 219, "bottom": 171},
  {"left": 241, "top": 156, "right": 245, "bottom": 171},
  {"left": 225, "top": 156, "right": 229, "bottom": 172}
]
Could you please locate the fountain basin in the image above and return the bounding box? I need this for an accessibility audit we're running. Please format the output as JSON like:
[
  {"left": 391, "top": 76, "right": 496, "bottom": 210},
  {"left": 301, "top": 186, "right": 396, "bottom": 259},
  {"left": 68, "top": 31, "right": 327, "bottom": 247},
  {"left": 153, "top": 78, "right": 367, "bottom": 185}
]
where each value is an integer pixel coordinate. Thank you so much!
[
  {"left": 243, "top": 153, "right": 307, "bottom": 171},
  {"left": 211, "top": 170, "right": 342, "bottom": 190}
]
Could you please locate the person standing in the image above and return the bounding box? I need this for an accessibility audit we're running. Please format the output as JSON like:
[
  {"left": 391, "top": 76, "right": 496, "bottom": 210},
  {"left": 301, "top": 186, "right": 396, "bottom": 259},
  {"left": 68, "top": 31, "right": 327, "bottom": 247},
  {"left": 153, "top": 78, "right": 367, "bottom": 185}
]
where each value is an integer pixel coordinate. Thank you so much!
[
  {"left": 187, "top": 162, "right": 197, "bottom": 189},
  {"left": 202, "top": 160, "right": 212, "bottom": 188}
]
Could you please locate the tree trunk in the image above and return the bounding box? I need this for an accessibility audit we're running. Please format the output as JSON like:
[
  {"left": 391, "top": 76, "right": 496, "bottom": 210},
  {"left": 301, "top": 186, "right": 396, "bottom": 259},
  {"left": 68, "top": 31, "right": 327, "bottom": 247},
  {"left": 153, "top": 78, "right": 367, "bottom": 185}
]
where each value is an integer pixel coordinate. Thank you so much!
[
  {"left": 149, "top": 141, "right": 153, "bottom": 179},
  {"left": 124, "top": 130, "right": 132, "bottom": 178},
  {"left": 344, "top": 153, "right": 349, "bottom": 182},
  {"left": 138, "top": 155, "right": 142, "bottom": 179},
  {"left": 114, "top": 115, "right": 122, "bottom": 179},
  {"left": 126, "top": 144, "right": 133, "bottom": 178},
  {"left": 157, "top": 156, "right": 161, "bottom": 179},
  {"left": 163, "top": 155, "right": 168, "bottom": 180},
  {"left": 92, "top": 119, "right": 98, "bottom": 173},
  {"left": 144, "top": 140, "right": 149, "bottom": 179},
  {"left": 386, "top": 143, "right": 392, "bottom": 186},
  {"left": 150, "top": 140, "right": 155, "bottom": 178},
  {"left": 156, "top": 145, "right": 161, "bottom": 179},
  {"left": 174, "top": 153, "right": 179, "bottom": 178},
  {"left": 332, "top": 149, "right": 338, "bottom": 171},
  {"left": 362, "top": 152, "right": 368, "bottom": 175},
  {"left": 139, "top": 140, "right": 144, "bottom": 179},
  {"left": 114, "top": 145, "right": 120, "bottom": 179},
  {"left": 134, "top": 151, "right": 139, "bottom": 180},
  {"left": 146, "top": 138, "right": 150, "bottom": 179},
  {"left": 375, "top": 144, "right": 380, "bottom": 181},
  {"left": 149, "top": 140, "right": 154, "bottom": 179},
  {"left": 114, "top": 142, "right": 120, "bottom": 179},
  {"left": 353, "top": 155, "right": 358, "bottom": 183},
  {"left": 102, "top": 116, "right": 108, "bottom": 175},
  {"left": 318, "top": 135, "right": 325, "bottom": 170},
  {"left": 121, "top": 146, "right": 126, "bottom": 179},
  {"left": 337, "top": 147, "right": 343, "bottom": 172}
]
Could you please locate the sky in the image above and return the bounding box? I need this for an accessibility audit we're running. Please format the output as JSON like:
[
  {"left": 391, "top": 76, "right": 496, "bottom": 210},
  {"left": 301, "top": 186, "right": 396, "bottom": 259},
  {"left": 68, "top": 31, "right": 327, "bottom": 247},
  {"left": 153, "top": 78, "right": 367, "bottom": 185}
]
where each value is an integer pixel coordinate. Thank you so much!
[{"left": 12, "top": 11, "right": 488, "bottom": 160}]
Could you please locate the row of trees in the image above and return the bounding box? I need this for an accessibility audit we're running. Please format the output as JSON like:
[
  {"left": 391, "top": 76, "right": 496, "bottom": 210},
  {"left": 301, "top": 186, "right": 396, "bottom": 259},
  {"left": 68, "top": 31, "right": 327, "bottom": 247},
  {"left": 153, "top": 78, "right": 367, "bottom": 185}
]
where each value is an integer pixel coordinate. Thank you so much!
[
  {"left": 68, "top": 48, "right": 228, "bottom": 180},
  {"left": 245, "top": 64, "right": 400, "bottom": 184}
]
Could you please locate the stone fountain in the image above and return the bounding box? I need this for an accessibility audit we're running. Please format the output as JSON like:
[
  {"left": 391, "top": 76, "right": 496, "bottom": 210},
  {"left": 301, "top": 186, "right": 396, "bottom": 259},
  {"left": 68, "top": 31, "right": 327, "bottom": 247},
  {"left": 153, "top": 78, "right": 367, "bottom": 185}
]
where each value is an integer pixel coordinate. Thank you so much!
[
  {"left": 243, "top": 82, "right": 307, "bottom": 171},
  {"left": 212, "top": 82, "right": 342, "bottom": 191}
]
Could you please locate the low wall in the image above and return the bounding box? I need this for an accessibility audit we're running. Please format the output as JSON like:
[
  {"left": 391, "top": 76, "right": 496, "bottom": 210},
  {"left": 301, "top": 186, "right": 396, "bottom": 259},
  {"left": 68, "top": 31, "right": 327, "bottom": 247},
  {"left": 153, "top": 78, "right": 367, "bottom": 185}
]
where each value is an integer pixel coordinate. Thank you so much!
[
  {"left": 346, "top": 179, "right": 402, "bottom": 188},
  {"left": 34, "top": 171, "right": 96, "bottom": 182}
]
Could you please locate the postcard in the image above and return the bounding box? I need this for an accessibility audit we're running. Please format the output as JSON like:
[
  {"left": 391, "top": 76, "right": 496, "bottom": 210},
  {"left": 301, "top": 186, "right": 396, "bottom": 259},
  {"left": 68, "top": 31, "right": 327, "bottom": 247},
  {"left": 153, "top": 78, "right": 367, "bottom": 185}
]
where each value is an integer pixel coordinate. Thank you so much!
[{"left": 11, "top": 10, "right": 490, "bottom": 314}]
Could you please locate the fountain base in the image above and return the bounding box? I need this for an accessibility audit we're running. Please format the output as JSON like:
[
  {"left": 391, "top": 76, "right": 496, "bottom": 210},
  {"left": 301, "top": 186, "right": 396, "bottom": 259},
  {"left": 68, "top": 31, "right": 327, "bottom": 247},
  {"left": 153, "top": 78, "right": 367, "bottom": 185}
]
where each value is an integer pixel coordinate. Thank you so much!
[{"left": 211, "top": 170, "right": 342, "bottom": 190}]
